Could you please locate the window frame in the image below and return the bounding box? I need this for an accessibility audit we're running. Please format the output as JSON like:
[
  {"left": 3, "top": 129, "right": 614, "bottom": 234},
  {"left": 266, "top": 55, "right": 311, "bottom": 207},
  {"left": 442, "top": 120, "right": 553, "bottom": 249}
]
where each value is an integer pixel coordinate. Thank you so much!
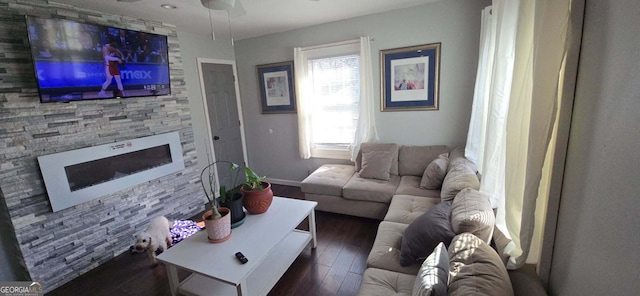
[{"left": 299, "top": 41, "right": 361, "bottom": 160}]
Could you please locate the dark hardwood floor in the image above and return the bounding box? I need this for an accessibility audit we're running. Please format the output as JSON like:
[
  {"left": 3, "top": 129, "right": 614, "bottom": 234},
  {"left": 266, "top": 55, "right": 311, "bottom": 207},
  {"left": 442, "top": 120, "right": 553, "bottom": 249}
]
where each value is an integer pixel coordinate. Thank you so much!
[{"left": 47, "top": 184, "right": 380, "bottom": 296}]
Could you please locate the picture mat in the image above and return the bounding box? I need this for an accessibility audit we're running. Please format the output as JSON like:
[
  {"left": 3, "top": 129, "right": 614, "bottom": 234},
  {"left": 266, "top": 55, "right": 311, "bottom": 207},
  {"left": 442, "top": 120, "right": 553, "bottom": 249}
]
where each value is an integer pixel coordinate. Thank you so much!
[
  {"left": 390, "top": 56, "right": 429, "bottom": 102},
  {"left": 263, "top": 70, "right": 290, "bottom": 106}
]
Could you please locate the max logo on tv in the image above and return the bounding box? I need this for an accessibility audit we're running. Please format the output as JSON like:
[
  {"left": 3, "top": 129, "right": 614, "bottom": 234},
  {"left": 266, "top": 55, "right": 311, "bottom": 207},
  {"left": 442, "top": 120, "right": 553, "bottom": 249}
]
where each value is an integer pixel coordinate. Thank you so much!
[
  {"left": 121, "top": 70, "right": 152, "bottom": 79},
  {"left": 37, "top": 70, "right": 153, "bottom": 80},
  {"left": 110, "top": 142, "right": 132, "bottom": 151}
]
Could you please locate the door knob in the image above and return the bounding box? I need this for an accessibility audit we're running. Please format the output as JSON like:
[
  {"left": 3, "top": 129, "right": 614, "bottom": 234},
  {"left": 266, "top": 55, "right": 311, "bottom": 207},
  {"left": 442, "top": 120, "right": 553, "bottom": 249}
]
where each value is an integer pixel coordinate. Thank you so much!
[{"left": 213, "top": 136, "right": 220, "bottom": 140}]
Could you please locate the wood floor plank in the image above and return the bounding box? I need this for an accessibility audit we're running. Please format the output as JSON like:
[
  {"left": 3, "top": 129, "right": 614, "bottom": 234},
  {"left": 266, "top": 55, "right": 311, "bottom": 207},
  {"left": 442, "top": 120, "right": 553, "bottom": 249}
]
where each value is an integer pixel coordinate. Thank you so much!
[
  {"left": 316, "top": 243, "right": 360, "bottom": 296},
  {"left": 47, "top": 185, "right": 378, "bottom": 296},
  {"left": 287, "top": 258, "right": 332, "bottom": 296},
  {"left": 336, "top": 272, "right": 364, "bottom": 296},
  {"left": 348, "top": 245, "right": 371, "bottom": 275}
]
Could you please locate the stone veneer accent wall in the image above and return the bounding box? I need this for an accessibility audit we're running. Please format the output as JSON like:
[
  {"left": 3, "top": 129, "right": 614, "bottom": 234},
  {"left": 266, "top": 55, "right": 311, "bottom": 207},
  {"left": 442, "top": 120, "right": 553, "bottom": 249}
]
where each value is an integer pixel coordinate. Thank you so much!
[{"left": 0, "top": 0, "right": 204, "bottom": 291}]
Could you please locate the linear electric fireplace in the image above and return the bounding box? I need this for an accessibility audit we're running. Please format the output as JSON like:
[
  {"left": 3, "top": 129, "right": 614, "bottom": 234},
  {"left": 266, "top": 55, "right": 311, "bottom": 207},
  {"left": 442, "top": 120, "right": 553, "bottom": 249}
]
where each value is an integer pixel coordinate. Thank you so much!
[{"left": 38, "top": 132, "right": 185, "bottom": 212}]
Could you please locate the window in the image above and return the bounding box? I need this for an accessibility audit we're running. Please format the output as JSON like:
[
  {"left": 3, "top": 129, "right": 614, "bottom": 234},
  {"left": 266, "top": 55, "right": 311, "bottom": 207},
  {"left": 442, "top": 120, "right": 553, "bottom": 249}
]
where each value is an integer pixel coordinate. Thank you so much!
[
  {"left": 308, "top": 54, "right": 360, "bottom": 158},
  {"left": 296, "top": 41, "right": 361, "bottom": 159}
]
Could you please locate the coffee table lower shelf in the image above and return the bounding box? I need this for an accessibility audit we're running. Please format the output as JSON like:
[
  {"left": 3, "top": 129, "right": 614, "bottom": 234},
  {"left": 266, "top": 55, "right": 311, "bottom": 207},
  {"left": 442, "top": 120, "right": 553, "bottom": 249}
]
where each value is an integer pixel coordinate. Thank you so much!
[{"left": 178, "top": 230, "right": 312, "bottom": 296}]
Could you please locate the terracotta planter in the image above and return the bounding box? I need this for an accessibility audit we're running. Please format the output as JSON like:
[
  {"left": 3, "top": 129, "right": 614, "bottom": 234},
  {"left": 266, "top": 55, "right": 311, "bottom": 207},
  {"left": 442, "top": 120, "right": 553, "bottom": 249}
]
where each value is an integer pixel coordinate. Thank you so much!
[
  {"left": 219, "top": 193, "right": 246, "bottom": 228},
  {"left": 202, "top": 208, "right": 232, "bottom": 243},
  {"left": 241, "top": 182, "right": 273, "bottom": 214}
]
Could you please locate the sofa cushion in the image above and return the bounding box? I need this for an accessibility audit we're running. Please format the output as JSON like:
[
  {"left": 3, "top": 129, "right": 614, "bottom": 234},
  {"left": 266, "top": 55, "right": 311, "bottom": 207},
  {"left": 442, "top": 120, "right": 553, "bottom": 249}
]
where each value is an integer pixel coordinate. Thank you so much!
[
  {"left": 358, "top": 268, "right": 416, "bottom": 296},
  {"left": 384, "top": 195, "right": 440, "bottom": 224},
  {"left": 305, "top": 193, "right": 390, "bottom": 220},
  {"left": 448, "top": 146, "right": 465, "bottom": 162},
  {"left": 398, "top": 145, "right": 449, "bottom": 176},
  {"left": 360, "top": 150, "right": 393, "bottom": 180},
  {"left": 440, "top": 159, "right": 480, "bottom": 201},
  {"left": 356, "top": 143, "right": 399, "bottom": 175},
  {"left": 447, "top": 146, "right": 473, "bottom": 166},
  {"left": 451, "top": 188, "right": 495, "bottom": 243},
  {"left": 508, "top": 266, "right": 548, "bottom": 296},
  {"left": 448, "top": 233, "right": 514, "bottom": 296},
  {"left": 420, "top": 153, "right": 449, "bottom": 190},
  {"left": 400, "top": 201, "right": 455, "bottom": 266},
  {"left": 343, "top": 173, "right": 400, "bottom": 204},
  {"left": 301, "top": 164, "right": 355, "bottom": 196},
  {"left": 367, "top": 221, "right": 421, "bottom": 275},
  {"left": 396, "top": 176, "right": 441, "bottom": 198},
  {"left": 412, "top": 242, "right": 449, "bottom": 296}
]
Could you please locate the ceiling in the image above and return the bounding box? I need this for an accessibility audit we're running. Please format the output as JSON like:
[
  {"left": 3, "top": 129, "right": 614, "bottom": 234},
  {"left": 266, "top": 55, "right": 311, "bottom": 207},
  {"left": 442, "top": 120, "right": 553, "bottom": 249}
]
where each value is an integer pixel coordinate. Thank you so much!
[{"left": 50, "top": 0, "right": 442, "bottom": 40}]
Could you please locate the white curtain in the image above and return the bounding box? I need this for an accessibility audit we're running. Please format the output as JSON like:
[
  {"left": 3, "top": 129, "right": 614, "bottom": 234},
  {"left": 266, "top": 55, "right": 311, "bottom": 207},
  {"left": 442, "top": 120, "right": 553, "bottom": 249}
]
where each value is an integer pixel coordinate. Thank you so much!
[
  {"left": 466, "top": 0, "right": 574, "bottom": 269},
  {"left": 350, "top": 36, "right": 379, "bottom": 161},
  {"left": 501, "top": 0, "right": 573, "bottom": 268},
  {"left": 294, "top": 47, "right": 312, "bottom": 159},
  {"left": 294, "top": 37, "right": 378, "bottom": 160},
  {"left": 465, "top": 6, "right": 495, "bottom": 172},
  {"left": 477, "top": 0, "right": 520, "bottom": 208}
]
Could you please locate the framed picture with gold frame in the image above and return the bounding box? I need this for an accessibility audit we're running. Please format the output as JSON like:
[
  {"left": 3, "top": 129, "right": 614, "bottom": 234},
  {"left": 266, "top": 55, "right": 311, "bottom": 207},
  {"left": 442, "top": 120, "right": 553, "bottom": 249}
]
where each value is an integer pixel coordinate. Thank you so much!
[
  {"left": 256, "top": 61, "right": 296, "bottom": 114},
  {"left": 380, "top": 43, "right": 441, "bottom": 111}
]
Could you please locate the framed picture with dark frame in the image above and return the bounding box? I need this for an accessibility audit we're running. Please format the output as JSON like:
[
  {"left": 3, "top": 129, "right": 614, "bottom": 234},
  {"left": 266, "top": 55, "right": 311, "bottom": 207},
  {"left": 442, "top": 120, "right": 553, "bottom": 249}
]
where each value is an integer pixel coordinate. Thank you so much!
[
  {"left": 256, "top": 61, "right": 296, "bottom": 114},
  {"left": 380, "top": 43, "right": 441, "bottom": 111}
]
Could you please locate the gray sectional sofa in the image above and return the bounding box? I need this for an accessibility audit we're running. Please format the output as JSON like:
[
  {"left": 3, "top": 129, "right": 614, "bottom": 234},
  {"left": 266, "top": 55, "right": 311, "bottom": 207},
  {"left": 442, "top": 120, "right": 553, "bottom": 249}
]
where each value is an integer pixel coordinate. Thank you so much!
[
  {"left": 301, "top": 144, "right": 547, "bottom": 295},
  {"left": 302, "top": 143, "right": 449, "bottom": 220}
]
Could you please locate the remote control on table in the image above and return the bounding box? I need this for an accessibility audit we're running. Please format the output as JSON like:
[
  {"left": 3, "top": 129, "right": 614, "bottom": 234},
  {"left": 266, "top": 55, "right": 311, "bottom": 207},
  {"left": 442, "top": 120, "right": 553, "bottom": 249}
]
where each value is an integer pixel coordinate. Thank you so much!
[{"left": 235, "top": 252, "right": 248, "bottom": 264}]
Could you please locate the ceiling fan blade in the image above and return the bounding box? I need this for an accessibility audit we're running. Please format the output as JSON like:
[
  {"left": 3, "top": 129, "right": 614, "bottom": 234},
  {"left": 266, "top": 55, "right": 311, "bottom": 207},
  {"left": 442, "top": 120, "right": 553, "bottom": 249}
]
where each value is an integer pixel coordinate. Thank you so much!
[{"left": 228, "top": 0, "right": 246, "bottom": 17}]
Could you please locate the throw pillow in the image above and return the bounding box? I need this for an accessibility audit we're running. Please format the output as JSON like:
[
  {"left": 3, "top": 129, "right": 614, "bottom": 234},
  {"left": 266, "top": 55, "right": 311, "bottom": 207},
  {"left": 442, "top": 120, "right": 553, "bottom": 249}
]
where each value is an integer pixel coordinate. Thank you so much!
[
  {"left": 450, "top": 188, "right": 495, "bottom": 243},
  {"left": 448, "top": 233, "right": 514, "bottom": 296},
  {"left": 359, "top": 150, "right": 393, "bottom": 180},
  {"left": 355, "top": 143, "right": 399, "bottom": 175},
  {"left": 412, "top": 242, "right": 449, "bottom": 296},
  {"left": 440, "top": 159, "right": 480, "bottom": 201},
  {"left": 400, "top": 201, "right": 456, "bottom": 266},
  {"left": 420, "top": 153, "right": 449, "bottom": 190},
  {"left": 447, "top": 146, "right": 466, "bottom": 166}
]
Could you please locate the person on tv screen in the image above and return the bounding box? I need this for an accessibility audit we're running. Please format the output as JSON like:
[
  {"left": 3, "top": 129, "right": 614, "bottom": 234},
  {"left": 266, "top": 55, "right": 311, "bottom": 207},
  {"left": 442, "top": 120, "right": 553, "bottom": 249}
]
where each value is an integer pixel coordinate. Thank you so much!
[
  {"left": 135, "top": 32, "right": 152, "bottom": 63},
  {"left": 98, "top": 42, "right": 125, "bottom": 98},
  {"left": 116, "top": 29, "right": 136, "bottom": 63}
]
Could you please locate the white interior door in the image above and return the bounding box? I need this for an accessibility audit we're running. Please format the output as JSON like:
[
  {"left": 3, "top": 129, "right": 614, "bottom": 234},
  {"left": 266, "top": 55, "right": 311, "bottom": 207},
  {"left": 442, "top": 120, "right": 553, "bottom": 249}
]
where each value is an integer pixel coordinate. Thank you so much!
[{"left": 199, "top": 60, "right": 247, "bottom": 189}]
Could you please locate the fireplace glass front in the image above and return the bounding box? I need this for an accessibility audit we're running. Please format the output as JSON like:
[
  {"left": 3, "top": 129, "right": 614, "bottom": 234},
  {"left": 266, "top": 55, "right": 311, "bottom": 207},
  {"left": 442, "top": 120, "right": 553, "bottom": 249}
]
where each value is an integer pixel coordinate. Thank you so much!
[{"left": 65, "top": 144, "right": 172, "bottom": 191}]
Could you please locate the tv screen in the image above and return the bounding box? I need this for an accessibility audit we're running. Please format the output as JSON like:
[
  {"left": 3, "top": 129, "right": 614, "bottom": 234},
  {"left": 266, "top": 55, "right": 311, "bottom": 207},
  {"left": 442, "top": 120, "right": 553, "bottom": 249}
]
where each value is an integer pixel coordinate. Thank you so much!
[{"left": 25, "top": 16, "right": 171, "bottom": 102}]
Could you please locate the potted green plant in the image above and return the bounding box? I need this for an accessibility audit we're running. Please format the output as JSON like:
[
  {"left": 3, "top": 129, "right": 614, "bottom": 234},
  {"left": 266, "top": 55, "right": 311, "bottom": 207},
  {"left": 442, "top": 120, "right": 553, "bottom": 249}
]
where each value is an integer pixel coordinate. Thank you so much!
[
  {"left": 240, "top": 166, "right": 274, "bottom": 214},
  {"left": 216, "top": 162, "right": 247, "bottom": 228},
  {"left": 200, "top": 160, "right": 234, "bottom": 243}
]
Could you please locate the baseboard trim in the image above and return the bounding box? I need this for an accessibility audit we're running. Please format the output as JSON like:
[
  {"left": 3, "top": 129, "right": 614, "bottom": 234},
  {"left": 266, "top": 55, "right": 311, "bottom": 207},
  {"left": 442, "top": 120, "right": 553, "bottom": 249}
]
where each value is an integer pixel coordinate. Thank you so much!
[{"left": 265, "top": 178, "right": 301, "bottom": 187}]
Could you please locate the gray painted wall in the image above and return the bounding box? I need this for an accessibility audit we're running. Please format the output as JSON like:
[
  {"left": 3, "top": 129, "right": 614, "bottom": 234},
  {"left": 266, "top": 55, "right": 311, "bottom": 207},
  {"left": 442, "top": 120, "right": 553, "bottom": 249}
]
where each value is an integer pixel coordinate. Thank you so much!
[
  {"left": 548, "top": 0, "right": 640, "bottom": 294},
  {"left": 233, "top": 0, "right": 490, "bottom": 182},
  {"left": 178, "top": 30, "right": 236, "bottom": 174}
]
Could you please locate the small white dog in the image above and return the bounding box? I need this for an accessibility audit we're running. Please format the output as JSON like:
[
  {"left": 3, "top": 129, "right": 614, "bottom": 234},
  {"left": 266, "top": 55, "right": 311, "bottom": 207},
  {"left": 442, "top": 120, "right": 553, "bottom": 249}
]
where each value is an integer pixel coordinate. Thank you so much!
[{"left": 133, "top": 216, "right": 173, "bottom": 266}]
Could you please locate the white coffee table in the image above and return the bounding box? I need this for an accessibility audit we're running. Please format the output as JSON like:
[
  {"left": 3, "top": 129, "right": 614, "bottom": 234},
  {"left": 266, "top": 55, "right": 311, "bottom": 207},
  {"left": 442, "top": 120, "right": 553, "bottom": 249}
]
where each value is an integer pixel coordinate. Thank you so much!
[{"left": 157, "top": 196, "right": 317, "bottom": 296}]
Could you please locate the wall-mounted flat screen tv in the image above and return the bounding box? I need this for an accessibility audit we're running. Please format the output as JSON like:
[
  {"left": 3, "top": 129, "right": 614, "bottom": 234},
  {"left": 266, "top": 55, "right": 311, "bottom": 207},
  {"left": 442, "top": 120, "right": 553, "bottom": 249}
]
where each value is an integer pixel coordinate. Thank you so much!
[{"left": 26, "top": 16, "right": 171, "bottom": 103}]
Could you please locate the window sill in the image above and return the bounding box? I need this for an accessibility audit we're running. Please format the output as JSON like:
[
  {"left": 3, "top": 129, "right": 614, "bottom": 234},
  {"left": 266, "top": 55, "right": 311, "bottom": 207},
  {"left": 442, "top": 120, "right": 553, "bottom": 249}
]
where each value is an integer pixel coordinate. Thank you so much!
[{"left": 310, "top": 148, "right": 351, "bottom": 160}]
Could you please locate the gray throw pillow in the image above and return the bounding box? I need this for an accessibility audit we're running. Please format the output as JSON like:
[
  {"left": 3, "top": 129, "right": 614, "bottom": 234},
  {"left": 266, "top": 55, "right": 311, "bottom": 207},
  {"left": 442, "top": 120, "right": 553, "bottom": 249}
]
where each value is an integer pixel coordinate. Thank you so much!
[
  {"left": 420, "top": 153, "right": 449, "bottom": 190},
  {"left": 412, "top": 242, "right": 449, "bottom": 296},
  {"left": 355, "top": 143, "right": 399, "bottom": 175},
  {"left": 440, "top": 159, "right": 480, "bottom": 201},
  {"left": 400, "top": 201, "right": 456, "bottom": 266},
  {"left": 450, "top": 188, "right": 495, "bottom": 243},
  {"left": 448, "top": 146, "right": 466, "bottom": 165},
  {"left": 359, "top": 150, "right": 393, "bottom": 180},
  {"left": 448, "top": 233, "right": 514, "bottom": 296}
]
